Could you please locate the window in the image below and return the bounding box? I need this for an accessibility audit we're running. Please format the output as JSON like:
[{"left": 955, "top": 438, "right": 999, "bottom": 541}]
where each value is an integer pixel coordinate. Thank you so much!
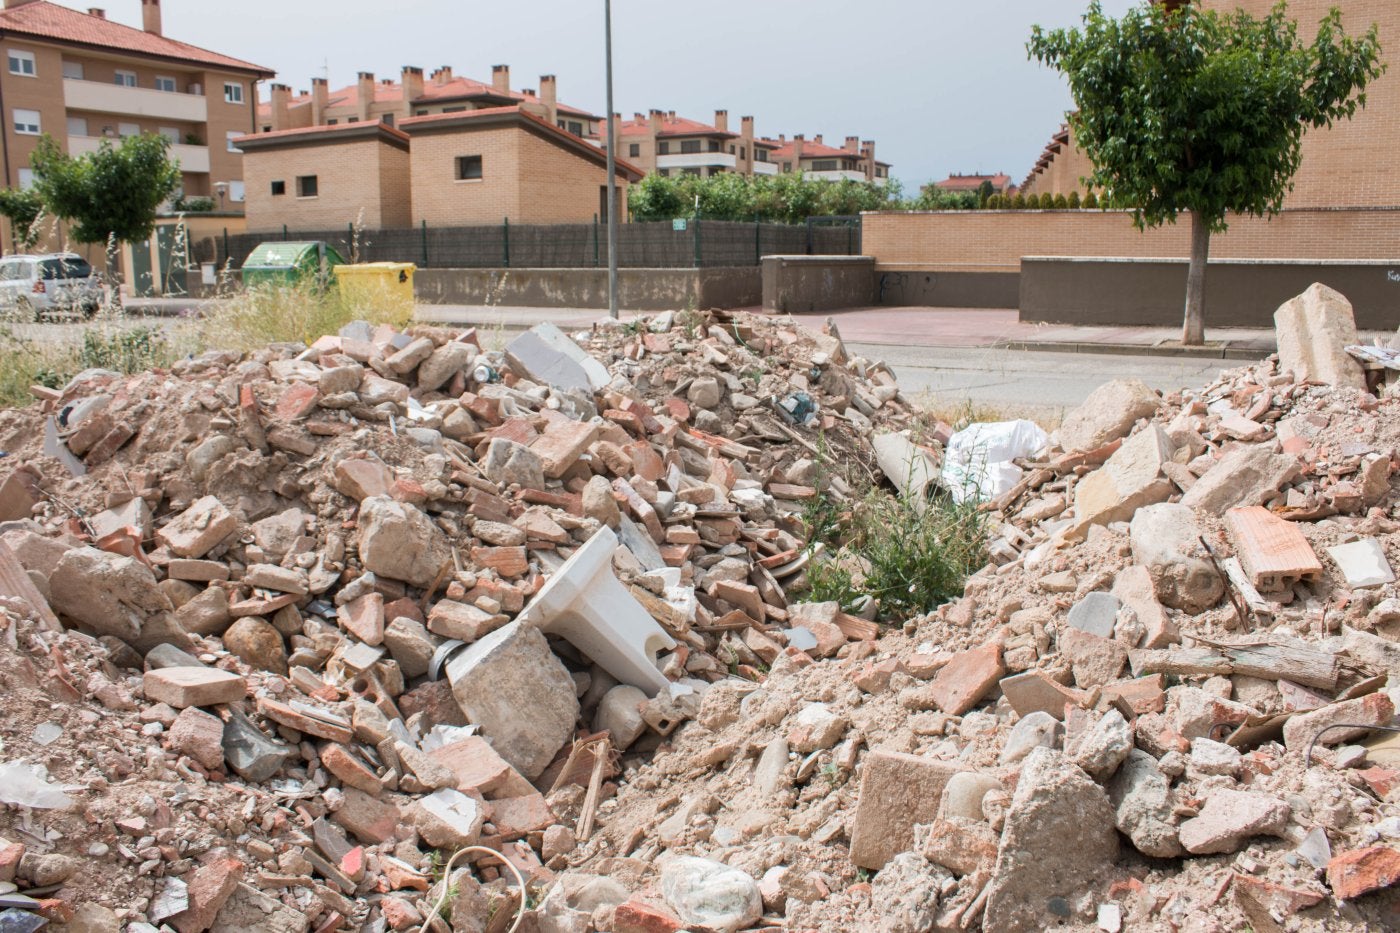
[
  {"left": 155, "top": 76, "right": 176, "bottom": 93},
  {"left": 223, "top": 82, "right": 244, "bottom": 104},
  {"left": 12, "top": 109, "right": 40, "bottom": 135},
  {"left": 456, "top": 155, "right": 483, "bottom": 181},
  {"left": 296, "top": 175, "right": 318, "bottom": 197},
  {"left": 39, "top": 256, "right": 93, "bottom": 280},
  {"left": 229, "top": 181, "right": 245, "bottom": 202},
  {"left": 67, "top": 116, "right": 88, "bottom": 137},
  {"left": 442, "top": 106, "right": 467, "bottom": 114},
  {"left": 755, "top": 149, "right": 768, "bottom": 162},
  {"left": 783, "top": 162, "right": 792, "bottom": 173},
  {"left": 226, "top": 130, "right": 242, "bottom": 153},
  {"left": 567, "top": 120, "right": 583, "bottom": 136},
  {"left": 740, "top": 147, "right": 746, "bottom": 160},
  {"left": 17, "top": 168, "right": 34, "bottom": 190},
  {"left": 159, "top": 126, "right": 178, "bottom": 143},
  {"left": 679, "top": 140, "right": 701, "bottom": 154},
  {"left": 113, "top": 70, "right": 137, "bottom": 87},
  {"left": 708, "top": 140, "right": 720, "bottom": 152},
  {"left": 682, "top": 167, "right": 701, "bottom": 176},
  {"left": 382, "top": 113, "right": 395, "bottom": 127},
  {"left": 118, "top": 122, "right": 140, "bottom": 137},
  {"left": 657, "top": 141, "right": 670, "bottom": 155},
  {"left": 415, "top": 109, "right": 428, "bottom": 116},
  {"left": 812, "top": 159, "right": 838, "bottom": 171},
  {"left": 270, "top": 180, "right": 286, "bottom": 196},
  {"left": 61, "top": 60, "right": 82, "bottom": 80},
  {"left": 628, "top": 143, "right": 640, "bottom": 158},
  {"left": 8, "top": 50, "right": 35, "bottom": 77},
  {"left": 326, "top": 119, "right": 339, "bottom": 125}
]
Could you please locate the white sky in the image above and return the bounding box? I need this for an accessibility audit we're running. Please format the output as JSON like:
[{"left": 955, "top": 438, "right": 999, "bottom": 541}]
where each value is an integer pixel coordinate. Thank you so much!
[{"left": 54, "top": 0, "right": 1139, "bottom": 188}]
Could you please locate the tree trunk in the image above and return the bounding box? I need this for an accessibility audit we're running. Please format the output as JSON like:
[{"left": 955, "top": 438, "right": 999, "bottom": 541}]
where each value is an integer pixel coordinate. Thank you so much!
[{"left": 1182, "top": 211, "right": 1210, "bottom": 346}]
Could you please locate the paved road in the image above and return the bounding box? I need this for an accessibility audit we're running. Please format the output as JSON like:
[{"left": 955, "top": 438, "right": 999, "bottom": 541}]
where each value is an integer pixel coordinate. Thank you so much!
[{"left": 855, "top": 343, "right": 1233, "bottom": 421}]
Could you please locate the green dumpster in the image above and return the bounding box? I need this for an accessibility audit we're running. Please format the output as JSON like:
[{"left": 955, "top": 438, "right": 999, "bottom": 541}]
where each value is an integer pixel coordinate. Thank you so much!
[{"left": 241, "top": 241, "right": 346, "bottom": 289}]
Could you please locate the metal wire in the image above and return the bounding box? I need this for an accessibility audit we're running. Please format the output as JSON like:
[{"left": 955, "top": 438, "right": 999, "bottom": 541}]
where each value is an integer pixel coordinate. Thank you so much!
[
  {"left": 1303, "top": 722, "right": 1400, "bottom": 768},
  {"left": 416, "top": 844, "right": 527, "bottom": 933}
]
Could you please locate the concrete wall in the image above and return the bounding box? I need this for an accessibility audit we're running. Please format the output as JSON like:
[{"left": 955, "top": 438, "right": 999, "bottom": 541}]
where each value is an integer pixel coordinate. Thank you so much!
[
  {"left": 415, "top": 266, "right": 760, "bottom": 311},
  {"left": 1021, "top": 257, "right": 1400, "bottom": 329},
  {"left": 876, "top": 269, "right": 1021, "bottom": 309},
  {"left": 761, "top": 255, "right": 874, "bottom": 313}
]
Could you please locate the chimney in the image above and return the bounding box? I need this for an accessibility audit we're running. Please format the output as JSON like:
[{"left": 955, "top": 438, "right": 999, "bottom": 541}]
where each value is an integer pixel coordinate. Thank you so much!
[
  {"left": 778, "top": 133, "right": 786, "bottom": 145},
  {"left": 792, "top": 134, "right": 805, "bottom": 167},
  {"left": 357, "top": 71, "right": 374, "bottom": 122},
  {"left": 649, "top": 109, "right": 663, "bottom": 134},
  {"left": 431, "top": 66, "right": 453, "bottom": 86},
  {"left": 401, "top": 66, "right": 424, "bottom": 109},
  {"left": 270, "top": 83, "right": 291, "bottom": 131},
  {"left": 87, "top": 8, "right": 105, "bottom": 18},
  {"left": 740, "top": 115, "right": 754, "bottom": 173},
  {"left": 814, "top": 134, "right": 823, "bottom": 146},
  {"left": 861, "top": 140, "right": 876, "bottom": 179},
  {"left": 492, "top": 64, "right": 510, "bottom": 94},
  {"left": 844, "top": 135, "right": 859, "bottom": 153},
  {"left": 539, "top": 74, "right": 557, "bottom": 124},
  {"left": 141, "top": 0, "right": 161, "bottom": 35},
  {"left": 668, "top": 110, "right": 676, "bottom": 121},
  {"left": 714, "top": 109, "right": 728, "bottom": 133},
  {"left": 311, "top": 77, "right": 329, "bottom": 126},
  {"left": 634, "top": 112, "right": 644, "bottom": 123}
]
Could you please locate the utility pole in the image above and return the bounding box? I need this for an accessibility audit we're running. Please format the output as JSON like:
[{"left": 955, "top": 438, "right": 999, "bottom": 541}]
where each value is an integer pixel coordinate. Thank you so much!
[{"left": 604, "top": 0, "right": 619, "bottom": 319}]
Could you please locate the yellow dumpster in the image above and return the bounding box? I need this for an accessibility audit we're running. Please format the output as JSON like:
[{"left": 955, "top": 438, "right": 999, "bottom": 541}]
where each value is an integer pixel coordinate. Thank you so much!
[{"left": 332, "top": 262, "right": 416, "bottom": 325}]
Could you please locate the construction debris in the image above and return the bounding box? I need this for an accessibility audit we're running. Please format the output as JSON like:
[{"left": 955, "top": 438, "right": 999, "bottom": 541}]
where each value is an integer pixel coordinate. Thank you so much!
[{"left": 0, "top": 286, "right": 1395, "bottom": 932}]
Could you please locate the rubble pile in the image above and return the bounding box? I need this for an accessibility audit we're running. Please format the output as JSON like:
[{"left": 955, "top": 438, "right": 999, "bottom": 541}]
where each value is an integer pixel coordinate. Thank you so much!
[
  {"left": 0, "top": 309, "right": 914, "bottom": 931},
  {"left": 550, "top": 284, "right": 1399, "bottom": 932}
]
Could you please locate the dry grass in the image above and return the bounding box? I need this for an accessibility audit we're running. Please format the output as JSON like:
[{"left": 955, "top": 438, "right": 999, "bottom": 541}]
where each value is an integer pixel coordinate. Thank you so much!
[{"left": 194, "top": 278, "right": 410, "bottom": 352}]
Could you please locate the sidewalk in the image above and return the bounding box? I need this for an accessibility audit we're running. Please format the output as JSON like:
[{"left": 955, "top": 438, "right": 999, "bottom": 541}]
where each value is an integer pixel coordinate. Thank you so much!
[{"left": 127, "top": 297, "right": 1391, "bottom": 359}]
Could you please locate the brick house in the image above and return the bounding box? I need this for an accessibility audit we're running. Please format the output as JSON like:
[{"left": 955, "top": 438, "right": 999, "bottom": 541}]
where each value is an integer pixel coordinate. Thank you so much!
[
  {"left": 258, "top": 64, "right": 601, "bottom": 141},
  {"left": 933, "top": 172, "right": 1015, "bottom": 196},
  {"left": 762, "top": 134, "right": 890, "bottom": 184},
  {"left": 1022, "top": 0, "right": 1396, "bottom": 207},
  {"left": 401, "top": 107, "right": 640, "bottom": 227},
  {"left": 234, "top": 121, "right": 410, "bottom": 233},
  {"left": 0, "top": 0, "right": 273, "bottom": 207},
  {"left": 613, "top": 110, "right": 777, "bottom": 178},
  {"left": 234, "top": 106, "right": 641, "bottom": 232}
]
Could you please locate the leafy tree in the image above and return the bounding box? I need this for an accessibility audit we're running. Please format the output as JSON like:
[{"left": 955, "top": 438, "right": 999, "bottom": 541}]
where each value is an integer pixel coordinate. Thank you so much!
[
  {"left": 31, "top": 132, "right": 181, "bottom": 246},
  {"left": 0, "top": 187, "right": 44, "bottom": 250},
  {"left": 977, "top": 179, "right": 995, "bottom": 207},
  {"left": 1030, "top": 1, "right": 1383, "bottom": 345},
  {"left": 627, "top": 171, "right": 902, "bottom": 223}
]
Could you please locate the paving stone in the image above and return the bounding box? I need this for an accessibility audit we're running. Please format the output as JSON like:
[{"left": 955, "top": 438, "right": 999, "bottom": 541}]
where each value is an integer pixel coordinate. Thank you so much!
[
  {"left": 1326, "top": 538, "right": 1396, "bottom": 589},
  {"left": 143, "top": 668, "right": 246, "bottom": 709},
  {"left": 849, "top": 750, "right": 961, "bottom": 870}
]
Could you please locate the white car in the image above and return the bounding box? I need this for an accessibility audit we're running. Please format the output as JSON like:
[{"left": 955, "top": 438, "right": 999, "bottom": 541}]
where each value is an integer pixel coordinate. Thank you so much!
[{"left": 0, "top": 253, "right": 103, "bottom": 320}]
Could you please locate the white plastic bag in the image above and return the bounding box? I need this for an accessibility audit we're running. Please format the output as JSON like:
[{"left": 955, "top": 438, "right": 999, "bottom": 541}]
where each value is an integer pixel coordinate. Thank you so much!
[
  {"left": 941, "top": 420, "right": 1048, "bottom": 504},
  {"left": 0, "top": 761, "right": 81, "bottom": 809}
]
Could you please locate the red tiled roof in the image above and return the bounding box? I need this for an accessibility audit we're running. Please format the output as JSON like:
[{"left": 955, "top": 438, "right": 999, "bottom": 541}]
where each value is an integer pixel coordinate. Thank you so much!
[
  {"left": 933, "top": 173, "right": 1012, "bottom": 192},
  {"left": 400, "top": 106, "right": 643, "bottom": 181},
  {"left": 617, "top": 115, "right": 736, "bottom": 139},
  {"left": 765, "top": 139, "right": 859, "bottom": 160},
  {"left": 233, "top": 120, "right": 410, "bottom": 149},
  {"left": 259, "top": 76, "right": 597, "bottom": 122},
  {"left": 0, "top": 1, "right": 272, "bottom": 75}
]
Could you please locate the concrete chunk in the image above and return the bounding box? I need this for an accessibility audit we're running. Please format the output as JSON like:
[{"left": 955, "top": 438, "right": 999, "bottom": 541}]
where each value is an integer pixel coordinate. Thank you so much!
[
  {"left": 50, "top": 546, "right": 170, "bottom": 645},
  {"left": 1129, "top": 502, "right": 1223, "bottom": 613},
  {"left": 357, "top": 496, "right": 451, "bottom": 588},
  {"left": 1274, "top": 283, "right": 1366, "bottom": 390},
  {"left": 444, "top": 620, "right": 579, "bottom": 780},
  {"left": 1072, "top": 425, "right": 1175, "bottom": 531},
  {"left": 155, "top": 495, "right": 238, "bottom": 559},
  {"left": 1178, "top": 788, "right": 1289, "bottom": 855},
  {"left": 144, "top": 667, "right": 247, "bottom": 709},
  {"left": 1180, "top": 443, "right": 1301, "bottom": 515},
  {"left": 1058, "top": 379, "right": 1163, "bottom": 453}
]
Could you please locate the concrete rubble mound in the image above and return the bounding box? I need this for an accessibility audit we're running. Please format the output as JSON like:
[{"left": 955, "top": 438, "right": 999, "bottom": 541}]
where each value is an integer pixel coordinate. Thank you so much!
[{"left": 0, "top": 287, "right": 1395, "bottom": 931}]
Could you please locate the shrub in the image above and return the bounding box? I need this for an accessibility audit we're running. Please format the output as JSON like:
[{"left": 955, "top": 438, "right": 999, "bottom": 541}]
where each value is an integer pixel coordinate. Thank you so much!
[
  {"left": 1084, "top": 191, "right": 1100, "bottom": 209},
  {"left": 1068, "top": 191, "right": 1082, "bottom": 208},
  {"left": 1053, "top": 193, "right": 1069, "bottom": 209},
  {"left": 1012, "top": 193, "right": 1027, "bottom": 209}
]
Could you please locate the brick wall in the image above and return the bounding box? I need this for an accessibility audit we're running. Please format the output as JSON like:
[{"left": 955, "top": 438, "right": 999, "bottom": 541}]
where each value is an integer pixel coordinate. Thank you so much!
[
  {"left": 377, "top": 141, "right": 412, "bottom": 229},
  {"left": 862, "top": 208, "right": 1400, "bottom": 273},
  {"left": 410, "top": 124, "right": 628, "bottom": 227},
  {"left": 203, "top": 68, "right": 257, "bottom": 192},
  {"left": 0, "top": 41, "right": 66, "bottom": 185},
  {"left": 242, "top": 137, "right": 406, "bottom": 232}
]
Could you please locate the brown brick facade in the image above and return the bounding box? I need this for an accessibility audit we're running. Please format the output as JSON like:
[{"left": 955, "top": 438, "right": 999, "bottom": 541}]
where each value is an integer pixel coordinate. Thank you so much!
[
  {"left": 241, "top": 133, "right": 410, "bottom": 233},
  {"left": 862, "top": 208, "right": 1400, "bottom": 273}
]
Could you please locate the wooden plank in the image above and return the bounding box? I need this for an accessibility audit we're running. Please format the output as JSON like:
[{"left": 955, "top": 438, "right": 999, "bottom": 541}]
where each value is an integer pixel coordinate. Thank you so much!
[{"left": 1130, "top": 642, "right": 1340, "bottom": 691}]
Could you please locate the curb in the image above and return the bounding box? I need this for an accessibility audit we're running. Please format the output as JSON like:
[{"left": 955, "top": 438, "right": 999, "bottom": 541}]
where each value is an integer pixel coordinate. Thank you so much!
[{"left": 992, "top": 339, "right": 1273, "bottom": 361}]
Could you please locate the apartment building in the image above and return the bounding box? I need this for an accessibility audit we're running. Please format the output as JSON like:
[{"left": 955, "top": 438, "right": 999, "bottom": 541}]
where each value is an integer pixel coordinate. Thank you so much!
[
  {"left": 235, "top": 105, "right": 641, "bottom": 232},
  {"left": 612, "top": 110, "right": 777, "bottom": 178},
  {"left": 0, "top": 0, "right": 273, "bottom": 207},
  {"left": 762, "top": 134, "right": 890, "bottom": 184},
  {"left": 933, "top": 172, "right": 1015, "bottom": 196},
  {"left": 1022, "top": 0, "right": 1396, "bottom": 208},
  {"left": 259, "top": 65, "right": 602, "bottom": 141}
]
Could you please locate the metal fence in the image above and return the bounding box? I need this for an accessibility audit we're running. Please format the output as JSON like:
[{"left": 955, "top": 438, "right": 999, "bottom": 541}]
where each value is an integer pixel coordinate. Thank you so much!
[{"left": 201, "top": 217, "right": 862, "bottom": 270}]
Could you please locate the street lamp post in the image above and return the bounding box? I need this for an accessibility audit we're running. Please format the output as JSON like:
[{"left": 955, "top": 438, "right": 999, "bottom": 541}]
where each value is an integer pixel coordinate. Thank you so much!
[{"left": 604, "top": 0, "right": 618, "bottom": 320}]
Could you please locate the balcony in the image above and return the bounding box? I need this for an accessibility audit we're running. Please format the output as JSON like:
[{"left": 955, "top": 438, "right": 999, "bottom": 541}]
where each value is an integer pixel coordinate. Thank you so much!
[
  {"left": 807, "top": 169, "right": 880, "bottom": 184},
  {"left": 68, "top": 135, "right": 210, "bottom": 173},
  {"left": 657, "top": 151, "right": 737, "bottom": 170},
  {"left": 753, "top": 162, "right": 778, "bottom": 176},
  {"left": 63, "top": 77, "right": 207, "bottom": 123}
]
